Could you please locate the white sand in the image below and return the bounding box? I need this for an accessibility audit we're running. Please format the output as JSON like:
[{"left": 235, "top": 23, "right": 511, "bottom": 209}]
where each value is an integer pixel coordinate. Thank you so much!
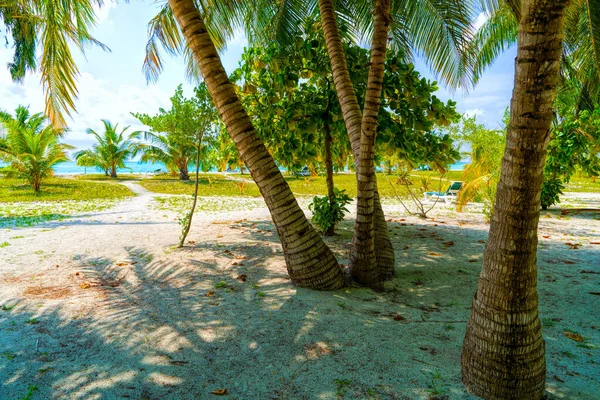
[{"left": 0, "top": 182, "right": 598, "bottom": 399}]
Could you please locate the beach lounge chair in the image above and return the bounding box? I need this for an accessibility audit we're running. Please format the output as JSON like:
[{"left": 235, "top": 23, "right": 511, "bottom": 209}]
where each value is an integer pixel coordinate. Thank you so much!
[{"left": 424, "top": 181, "right": 463, "bottom": 203}]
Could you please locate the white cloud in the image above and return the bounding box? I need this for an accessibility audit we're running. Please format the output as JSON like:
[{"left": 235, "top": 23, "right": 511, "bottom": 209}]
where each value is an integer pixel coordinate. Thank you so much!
[
  {"left": 0, "top": 47, "right": 171, "bottom": 151},
  {"left": 94, "top": 2, "right": 117, "bottom": 25},
  {"left": 464, "top": 108, "right": 486, "bottom": 117}
]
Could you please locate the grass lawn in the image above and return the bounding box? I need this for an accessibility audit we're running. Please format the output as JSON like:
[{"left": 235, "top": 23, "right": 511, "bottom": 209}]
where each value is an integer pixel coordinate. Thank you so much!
[
  {"left": 139, "top": 171, "right": 466, "bottom": 198},
  {"left": 139, "top": 174, "right": 262, "bottom": 197},
  {"left": 0, "top": 177, "right": 135, "bottom": 228},
  {"left": 0, "top": 177, "right": 135, "bottom": 203},
  {"left": 564, "top": 174, "right": 600, "bottom": 192}
]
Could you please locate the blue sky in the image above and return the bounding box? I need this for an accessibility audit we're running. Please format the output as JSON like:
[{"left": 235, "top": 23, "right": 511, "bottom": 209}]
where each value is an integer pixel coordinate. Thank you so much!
[{"left": 0, "top": 2, "right": 517, "bottom": 150}]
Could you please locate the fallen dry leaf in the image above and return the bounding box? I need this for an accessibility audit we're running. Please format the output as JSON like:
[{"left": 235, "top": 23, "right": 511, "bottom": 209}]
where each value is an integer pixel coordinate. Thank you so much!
[
  {"left": 402, "top": 245, "right": 409, "bottom": 250},
  {"left": 236, "top": 274, "right": 247, "bottom": 282},
  {"left": 542, "top": 235, "right": 550, "bottom": 239},
  {"left": 115, "top": 262, "right": 129, "bottom": 266},
  {"left": 428, "top": 252, "right": 441, "bottom": 257},
  {"left": 590, "top": 241, "right": 600, "bottom": 245},
  {"left": 205, "top": 291, "right": 215, "bottom": 297},
  {"left": 211, "top": 389, "right": 228, "bottom": 395},
  {"left": 477, "top": 240, "right": 485, "bottom": 244},
  {"left": 564, "top": 331, "right": 584, "bottom": 342},
  {"left": 468, "top": 259, "right": 478, "bottom": 263},
  {"left": 80, "top": 282, "right": 91, "bottom": 289},
  {"left": 187, "top": 241, "right": 196, "bottom": 245},
  {"left": 216, "top": 235, "right": 223, "bottom": 238},
  {"left": 235, "top": 255, "right": 246, "bottom": 260},
  {"left": 553, "top": 375, "right": 564, "bottom": 383},
  {"left": 563, "top": 260, "right": 576, "bottom": 265},
  {"left": 442, "top": 241, "right": 454, "bottom": 247},
  {"left": 393, "top": 314, "right": 405, "bottom": 321}
]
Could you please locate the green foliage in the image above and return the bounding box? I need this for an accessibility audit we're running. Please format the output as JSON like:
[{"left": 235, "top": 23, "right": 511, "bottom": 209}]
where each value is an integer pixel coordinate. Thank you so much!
[
  {"left": 74, "top": 121, "right": 139, "bottom": 178},
  {"left": 231, "top": 22, "right": 460, "bottom": 175},
  {"left": 541, "top": 109, "right": 600, "bottom": 208},
  {"left": 1, "top": 0, "right": 107, "bottom": 127},
  {"left": 450, "top": 114, "right": 506, "bottom": 219},
  {"left": 0, "top": 106, "right": 72, "bottom": 192},
  {"left": 308, "top": 189, "right": 352, "bottom": 234},
  {"left": 132, "top": 83, "right": 218, "bottom": 179}
]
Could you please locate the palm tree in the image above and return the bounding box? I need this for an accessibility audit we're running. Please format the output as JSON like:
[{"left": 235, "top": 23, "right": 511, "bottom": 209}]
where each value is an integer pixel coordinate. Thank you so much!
[
  {"left": 461, "top": 0, "right": 573, "bottom": 398},
  {"left": 165, "top": 0, "right": 344, "bottom": 290},
  {"left": 1, "top": 0, "right": 108, "bottom": 127},
  {"left": 135, "top": 131, "right": 194, "bottom": 180},
  {"left": 144, "top": 0, "right": 480, "bottom": 288},
  {"left": 0, "top": 106, "right": 72, "bottom": 191},
  {"left": 75, "top": 121, "right": 139, "bottom": 178}
]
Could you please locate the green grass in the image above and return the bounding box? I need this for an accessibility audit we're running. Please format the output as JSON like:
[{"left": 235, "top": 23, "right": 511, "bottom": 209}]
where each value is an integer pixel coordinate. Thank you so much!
[
  {"left": 140, "top": 171, "right": 463, "bottom": 199},
  {"left": 71, "top": 173, "right": 143, "bottom": 181},
  {"left": 153, "top": 195, "right": 266, "bottom": 214},
  {"left": 139, "top": 174, "right": 261, "bottom": 197},
  {"left": 0, "top": 177, "right": 135, "bottom": 202},
  {"left": 0, "top": 177, "right": 135, "bottom": 228},
  {"left": 0, "top": 241, "right": 9, "bottom": 248},
  {"left": 564, "top": 175, "right": 600, "bottom": 193}
]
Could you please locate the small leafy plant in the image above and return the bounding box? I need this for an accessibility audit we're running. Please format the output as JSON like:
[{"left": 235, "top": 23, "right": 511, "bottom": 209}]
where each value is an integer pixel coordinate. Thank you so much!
[{"left": 308, "top": 189, "right": 352, "bottom": 235}]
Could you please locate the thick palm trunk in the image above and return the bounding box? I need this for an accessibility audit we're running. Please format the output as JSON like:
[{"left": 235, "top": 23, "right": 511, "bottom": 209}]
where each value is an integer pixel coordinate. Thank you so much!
[
  {"left": 318, "top": 0, "right": 395, "bottom": 282},
  {"left": 462, "top": 1, "right": 570, "bottom": 398},
  {"left": 168, "top": 0, "right": 344, "bottom": 290},
  {"left": 110, "top": 164, "right": 117, "bottom": 178},
  {"left": 349, "top": 0, "right": 391, "bottom": 288}
]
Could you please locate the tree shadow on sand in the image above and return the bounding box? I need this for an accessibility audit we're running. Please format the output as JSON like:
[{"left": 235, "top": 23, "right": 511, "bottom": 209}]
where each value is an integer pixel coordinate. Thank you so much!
[{"left": 0, "top": 216, "right": 598, "bottom": 399}]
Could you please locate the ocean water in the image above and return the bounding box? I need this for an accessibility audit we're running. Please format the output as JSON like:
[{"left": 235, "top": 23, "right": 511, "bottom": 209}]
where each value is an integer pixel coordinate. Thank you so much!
[
  {"left": 51, "top": 161, "right": 169, "bottom": 175},
  {"left": 2, "top": 160, "right": 470, "bottom": 174}
]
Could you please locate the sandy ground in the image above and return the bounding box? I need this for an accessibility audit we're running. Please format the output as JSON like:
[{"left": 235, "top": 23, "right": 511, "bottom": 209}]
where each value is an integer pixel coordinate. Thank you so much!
[{"left": 0, "top": 182, "right": 599, "bottom": 400}]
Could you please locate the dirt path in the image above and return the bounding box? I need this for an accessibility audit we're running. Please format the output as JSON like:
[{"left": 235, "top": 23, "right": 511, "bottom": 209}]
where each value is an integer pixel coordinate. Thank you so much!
[{"left": 0, "top": 188, "right": 598, "bottom": 399}]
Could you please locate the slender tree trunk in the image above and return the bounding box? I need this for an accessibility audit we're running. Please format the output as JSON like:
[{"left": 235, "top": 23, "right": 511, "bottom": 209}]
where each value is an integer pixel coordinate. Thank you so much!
[
  {"left": 318, "top": 0, "right": 395, "bottom": 282},
  {"left": 462, "top": 1, "right": 570, "bottom": 398},
  {"left": 323, "top": 115, "right": 336, "bottom": 236},
  {"left": 349, "top": 0, "right": 391, "bottom": 289},
  {"left": 111, "top": 163, "right": 117, "bottom": 178},
  {"left": 104, "top": 168, "right": 109, "bottom": 176},
  {"left": 179, "top": 135, "right": 203, "bottom": 247},
  {"left": 168, "top": 0, "right": 344, "bottom": 290}
]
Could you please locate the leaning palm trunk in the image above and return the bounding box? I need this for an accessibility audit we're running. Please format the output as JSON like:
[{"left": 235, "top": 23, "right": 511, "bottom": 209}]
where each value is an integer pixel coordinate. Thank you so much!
[
  {"left": 318, "top": 0, "right": 395, "bottom": 283},
  {"left": 350, "top": 0, "right": 391, "bottom": 288},
  {"left": 462, "top": 0, "right": 570, "bottom": 398},
  {"left": 168, "top": 0, "right": 344, "bottom": 290}
]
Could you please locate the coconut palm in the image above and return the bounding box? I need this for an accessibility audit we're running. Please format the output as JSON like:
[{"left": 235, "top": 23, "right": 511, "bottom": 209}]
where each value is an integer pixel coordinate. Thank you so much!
[
  {"left": 142, "top": 0, "right": 480, "bottom": 288},
  {"left": 0, "top": 106, "right": 72, "bottom": 191},
  {"left": 461, "top": 0, "right": 574, "bottom": 398},
  {"left": 163, "top": 0, "right": 345, "bottom": 290},
  {"left": 75, "top": 121, "right": 139, "bottom": 178},
  {"left": 1, "top": 0, "right": 108, "bottom": 127}
]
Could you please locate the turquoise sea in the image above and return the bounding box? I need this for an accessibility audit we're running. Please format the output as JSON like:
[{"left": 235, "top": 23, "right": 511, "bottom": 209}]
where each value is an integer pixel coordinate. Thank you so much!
[{"left": 2, "top": 160, "right": 469, "bottom": 175}]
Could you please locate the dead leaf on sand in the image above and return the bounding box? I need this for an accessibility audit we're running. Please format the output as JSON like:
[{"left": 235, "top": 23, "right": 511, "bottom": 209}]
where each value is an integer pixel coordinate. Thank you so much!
[
  {"left": 564, "top": 331, "right": 584, "bottom": 342},
  {"left": 205, "top": 291, "right": 215, "bottom": 297},
  {"left": 393, "top": 314, "right": 405, "bottom": 321},
  {"left": 428, "top": 252, "right": 441, "bottom": 257},
  {"left": 211, "top": 389, "right": 228, "bottom": 395},
  {"left": 80, "top": 282, "right": 92, "bottom": 289},
  {"left": 477, "top": 240, "right": 485, "bottom": 244},
  {"left": 236, "top": 274, "right": 247, "bottom": 282},
  {"left": 468, "top": 259, "right": 478, "bottom": 262},
  {"left": 442, "top": 241, "right": 454, "bottom": 247}
]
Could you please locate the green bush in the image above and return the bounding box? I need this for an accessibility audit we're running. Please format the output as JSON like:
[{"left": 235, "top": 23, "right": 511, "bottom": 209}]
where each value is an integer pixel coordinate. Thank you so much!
[{"left": 308, "top": 188, "right": 352, "bottom": 235}]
